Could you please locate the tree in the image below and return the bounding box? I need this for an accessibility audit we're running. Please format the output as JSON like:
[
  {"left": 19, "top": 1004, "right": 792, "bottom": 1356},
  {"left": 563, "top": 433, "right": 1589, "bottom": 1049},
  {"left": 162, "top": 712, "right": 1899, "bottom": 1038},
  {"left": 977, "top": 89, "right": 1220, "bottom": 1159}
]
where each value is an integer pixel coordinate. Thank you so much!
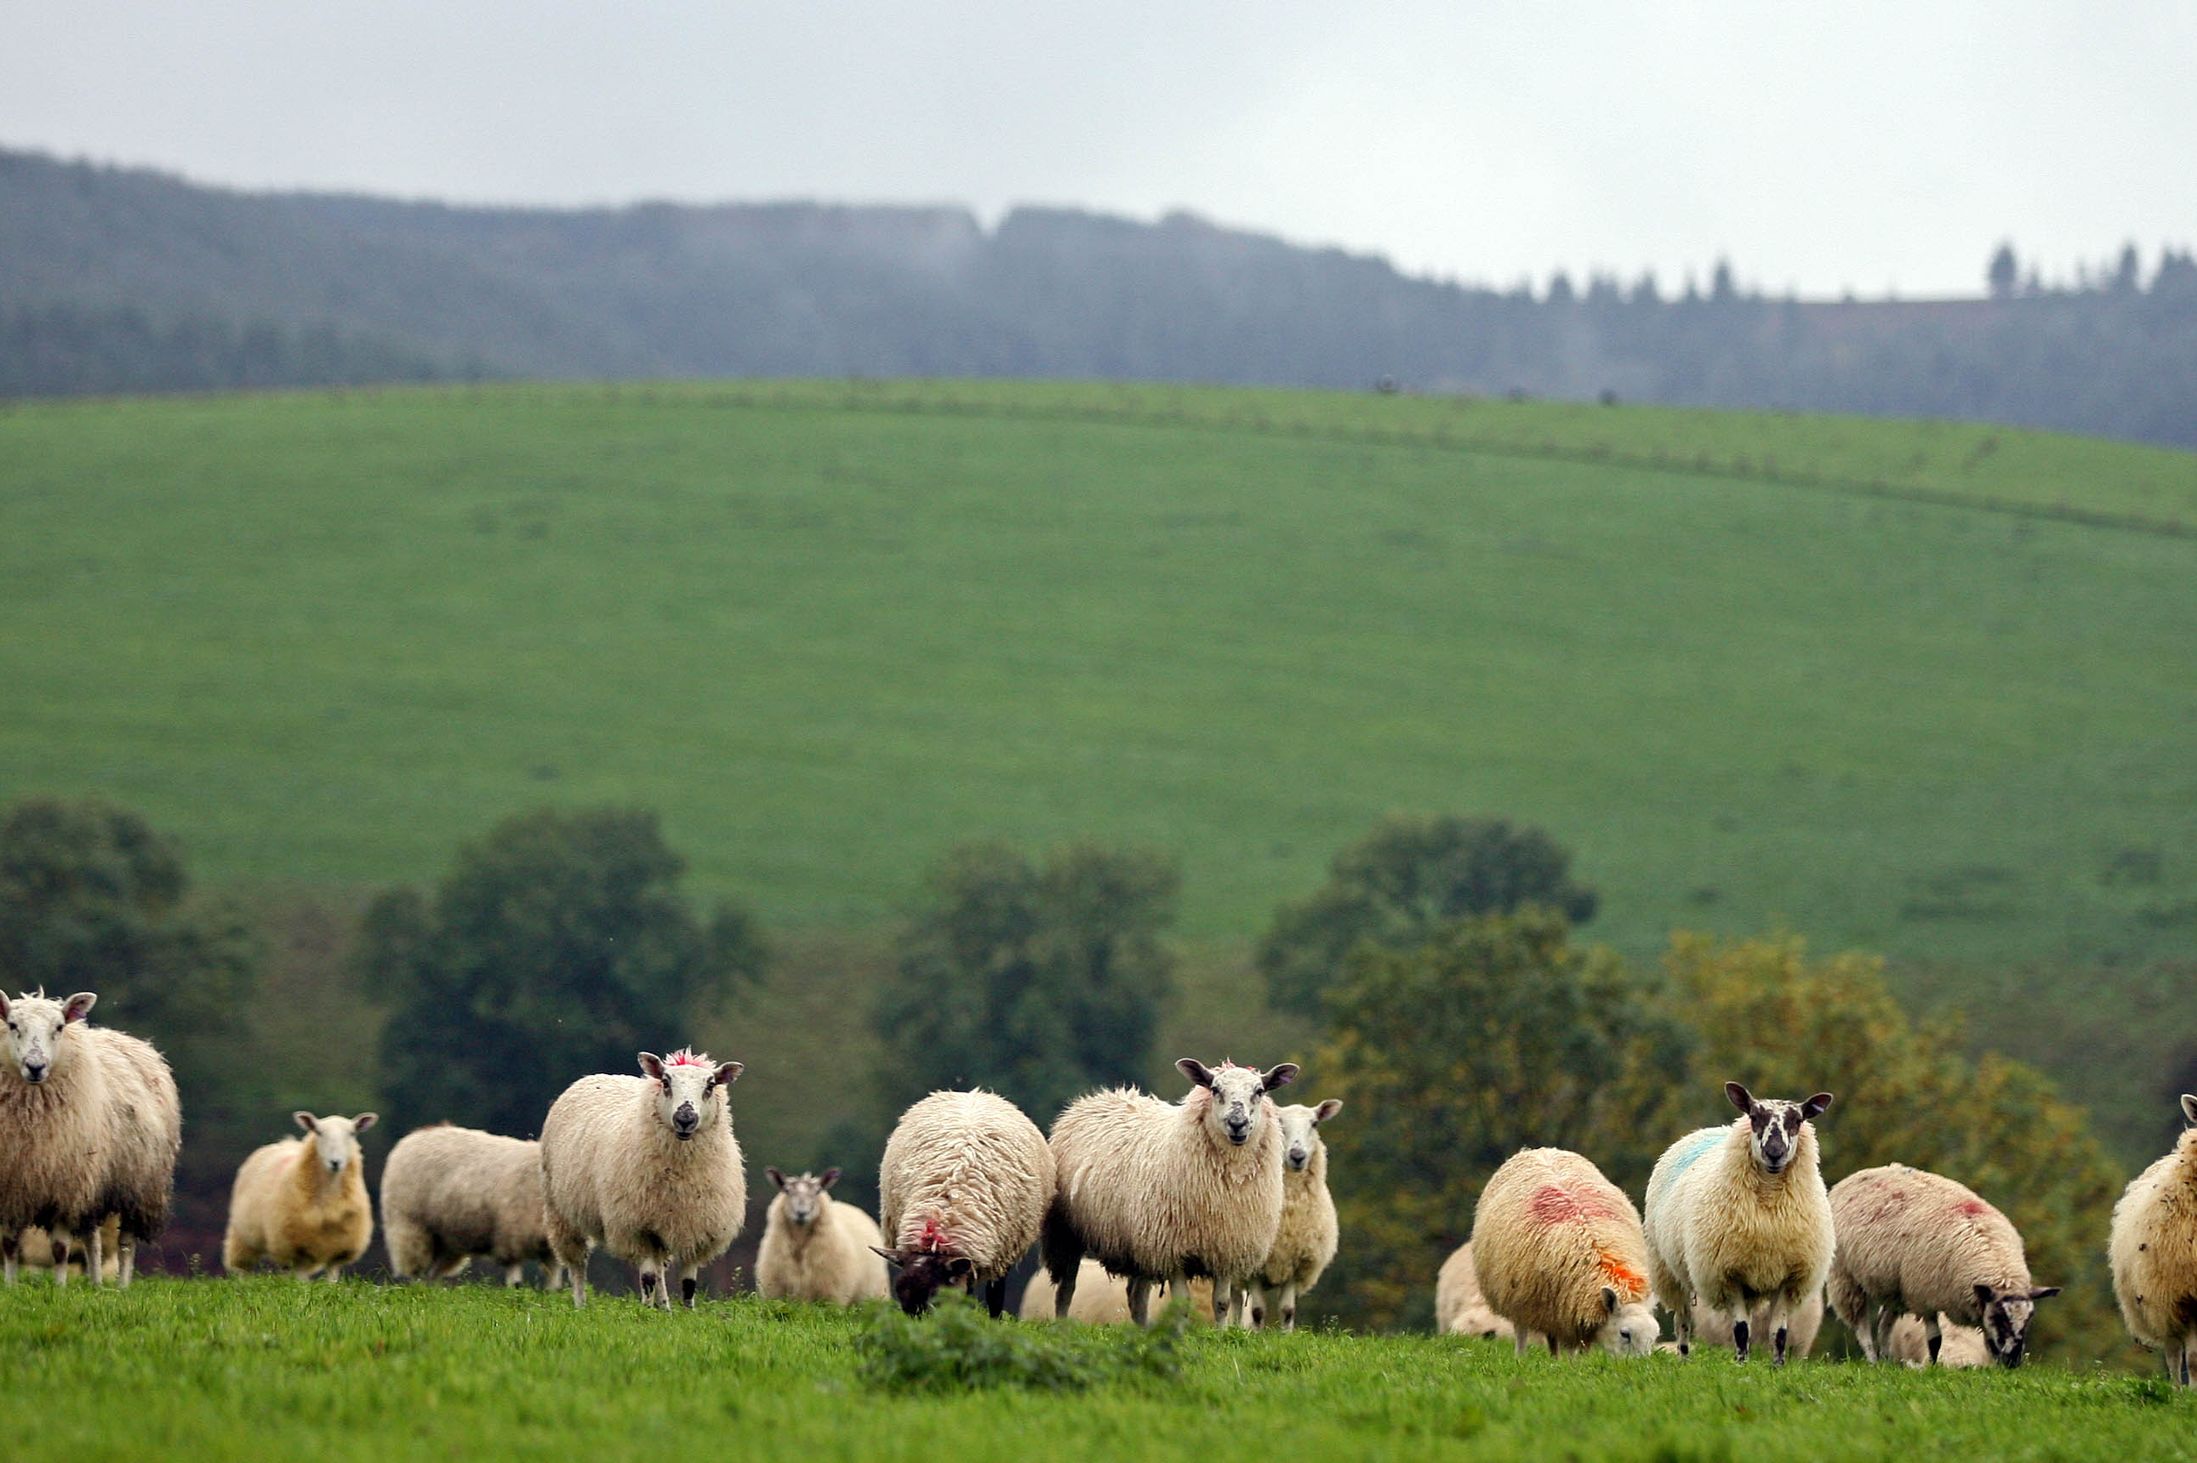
[
  {"left": 2112, "top": 242, "right": 2143, "bottom": 295},
  {"left": 1988, "top": 243, "right": 2019, "bottom": 300},
  {"left": 1256, "top": 814, "right": 1598, "bottom": 1016},
  {"left": 872, "top": 841, "right": 1178, "bottom": 1129},
  {"left": 361, "top": 808, "right": 766, "bottom": 1138},
  {"left": 1315, "top": 910, "right": 1695, "bottom": 1328}
]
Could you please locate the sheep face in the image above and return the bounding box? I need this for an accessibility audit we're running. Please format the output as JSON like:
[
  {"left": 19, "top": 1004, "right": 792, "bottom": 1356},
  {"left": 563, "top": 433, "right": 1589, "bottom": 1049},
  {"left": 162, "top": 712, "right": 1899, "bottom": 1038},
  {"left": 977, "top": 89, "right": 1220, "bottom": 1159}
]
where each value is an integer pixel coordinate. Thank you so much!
[
  {"left": 1723, "top": 1083, "right": 1832, "bottom": 1175},
  {"left": 295, "top": 1111, "right": 377, "bottom": 1175},
  {"left": 872, "top": 1245, "right": 972, "bottom": 1315},
  {"left": 0, "top": 990, "right": 95, "bottom": 1086},
  {"left": 1975, "top": 1284, "right": 2060, "bottom": 1368},
  {"left": 1276, "top": 1099, "right": 1344, "bottom": 1173},
  {"left": 1594, "top": 1289, "right": 1659, "bottom": 1356},
  {"left": 637, "top": 1050, "right": 743, "bottom": 1142},
  {"left": 1178, "top": 1058, "right": 1299, "bottom": 1149},
  {"left": 768, "top": 1167, "right": 840, "bottom": 1228}
]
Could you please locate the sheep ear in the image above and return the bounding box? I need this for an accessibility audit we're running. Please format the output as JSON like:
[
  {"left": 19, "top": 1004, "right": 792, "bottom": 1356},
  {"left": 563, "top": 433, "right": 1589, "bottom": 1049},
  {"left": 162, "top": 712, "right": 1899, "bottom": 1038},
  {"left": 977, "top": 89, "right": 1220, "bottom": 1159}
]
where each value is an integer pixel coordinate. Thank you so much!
[
  {"left": 819, "top": 1167, "right": 842, "bottom": 1189},
  {"left": 2181, "top": 1094, "right": 2197, "bottom": 1126},
  {"left": 765, "top": 1167, "right": 787, "bottom": 1190},
  {"left": 1975, "top": 1283, "right": 1997, "bottom": 1310},
  {"left": 1724, "top": 1082, "right": 1755, "bottom": 1115},
  {"left": 1314, "top": 1098, "right": 1344, "bottom": 1124},
  {"left": 637, "top": 1053, "right": 667, "bottom": 1083},
  {"left": 62, "top": 992, "right": 97, "bottom": 1023},
  {"left": 353, "top": 1112, "right": 378, "bottom": 1132},
  {"left": 1800, "top": 1093, "right": 1833, "bottom": 1120},
  {"left": 0, "top": 991, "right": 11, "bottom": 1020},
  {"left": 1261, "top": 1063, "right": 1300, "bottom": 1091},
  {"left": 870, "top": 1246, "right": 902, "bottom": 1270},
  {"left": 293, "top": 1111, "right": 319, "bottom": 1134},
  {"left": 1601, "top": 1285, "right": 1619, "bottom": 1315},
  {"left": 2027, "top": 1286, "right": 2061, "bottom": 1301},
  {"left": 713, "top": 1061, "right": 743, "bottom": 1087},
  {"left": 944, "top": 1255, "right": 974, "bottom": 1279},
  {"left": 1177, "top": 1058, "right": 1216, "bottom": 1089}
]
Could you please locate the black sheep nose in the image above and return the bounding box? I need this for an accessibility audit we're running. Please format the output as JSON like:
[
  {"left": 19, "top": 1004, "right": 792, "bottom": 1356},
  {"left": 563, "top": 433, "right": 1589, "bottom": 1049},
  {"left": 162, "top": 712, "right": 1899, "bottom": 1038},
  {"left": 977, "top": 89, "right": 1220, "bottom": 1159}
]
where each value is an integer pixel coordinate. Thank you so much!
[
  {"left": 23, "top": 1063, "right": 46, "bottom": 1084},
  {"left": 674, "top": 1103, "right": 699, "bottom": 1133}
]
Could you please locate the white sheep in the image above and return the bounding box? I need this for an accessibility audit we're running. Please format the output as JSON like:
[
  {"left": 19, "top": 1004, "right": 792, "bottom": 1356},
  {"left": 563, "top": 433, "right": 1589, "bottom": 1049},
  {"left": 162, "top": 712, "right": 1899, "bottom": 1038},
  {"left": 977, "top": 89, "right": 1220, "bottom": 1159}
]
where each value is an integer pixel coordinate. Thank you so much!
[
  {"left": 1689, "top": 1288, "right": 1826, "bottom": 1358},
  {"left": 223, "top": 1111, "right": 379, "bottom": 1279},
  {"left": 1827, "top": 1163, "right": 2059, "bottom": 1367},
  {"left": 755, "top": 1167, "right": 888, "bottom": 1305},
  {"left": 1644, "top": 1082, "right": 1835, "bottom": 1364},
  {"left": 540, "top": 1048, "right": 746, "bottom": 1310},
  {"left": 84, "top": 1019, "right": 182, "bottom": 1287},
  {"left": 381, "top": 1124, "right": 564, "bottom": 1287},
  {"left": 1244, "top": 1098, "right": 1343, "bottom": 1332},
  {"left": 1019, "top": 1260, "right": 1216, "bottom": 1322},
  {"left": 1043, "top": 1058, "right": 1298, "bottom": 1328},
  {"left": 0, "top": 991, "right": 107, "bottom": 1285},
  {"left": 877, "top": 1089, "right": 1053, "bottom": 1316},
  {"left": 13, "top": 1221, "right": 121, "bottom": 1282},
  {"left": 1471, "top": 1147, "right": 1658, "bottom": 1356},
  {"left": 1889, "top": 1313, "right": 1990, "bottom": 1367},
  {"left": 2111, "top": 1093, "right": 2197, "bottom": 1385},
  {"left": 1433, "top": 1241, "right": 1517, "bottom": 1341}
]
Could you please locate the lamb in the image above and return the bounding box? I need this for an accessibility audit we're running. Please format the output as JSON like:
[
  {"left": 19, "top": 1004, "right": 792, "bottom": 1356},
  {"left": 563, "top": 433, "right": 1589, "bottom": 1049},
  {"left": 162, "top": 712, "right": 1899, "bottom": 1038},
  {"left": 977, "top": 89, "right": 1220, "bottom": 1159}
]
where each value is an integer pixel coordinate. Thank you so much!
[
  {"left": 1471, "top": 1147, "right": 1658, "bottom": 1356},
  {"left": 1043, "top": 1059, "right": 1298, "bottom": 1328},
  {"left": 2110, "top": 1093, "right": 2197, "bottom": 1385},
  {"left": 222, "top": 1110, "right": 378, "bottom": 1279},
  {"left": 877, "top": 1089, "right": 1053, "bottom": 1317},
  {"left": 1245, "top": 1098, "right": 1343, "bottom": 1332},
  {"left": 1433, "top": 1241, "right": 1516, "bottom": 1341},
  {"left": 1689, "top": 1287, "right": 1825, "bottom": 1357},
  {"left": 754, "top": 1167, "right": 888, "bottom": 1305},
  {"left": 540, "top": 1048, "right": 746, "bottom": 1310},
  {"left": 1020, "top": 1260, "right": 1214, "bottom": 1323},
  {"left": 1644, "top": 1082, "right": 1835, "bottom": 1364},
  {"left": 1827, "top": 1162, "right": 2058, "bottom": 1367},
  {"left": 13, "top": 1221, "right": 121, "bottom": 1282},
  {"left": 1889, "top": 1313, "right": 1990, "bottom": 1367},
  {"left": 381, "top": 1124, "right": 563, "bottom": 1286}
]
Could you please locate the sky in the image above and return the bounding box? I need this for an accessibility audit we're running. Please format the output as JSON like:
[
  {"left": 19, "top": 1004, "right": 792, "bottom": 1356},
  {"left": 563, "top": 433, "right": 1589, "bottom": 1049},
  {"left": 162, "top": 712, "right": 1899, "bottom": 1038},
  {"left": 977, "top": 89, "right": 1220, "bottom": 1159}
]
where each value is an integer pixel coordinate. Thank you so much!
[{"left": 4, "top": 1, "right": 2193, "bottom": 299}]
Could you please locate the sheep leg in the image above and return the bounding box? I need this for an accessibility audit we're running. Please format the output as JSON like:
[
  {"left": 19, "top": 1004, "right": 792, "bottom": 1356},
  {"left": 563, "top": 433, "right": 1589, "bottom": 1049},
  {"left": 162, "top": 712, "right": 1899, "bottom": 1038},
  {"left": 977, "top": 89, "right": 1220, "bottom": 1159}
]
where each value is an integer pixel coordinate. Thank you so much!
[
  {"left": 568, "top": 1261, "right": 589, "bottom": 1309},
  {"left": 984, "top": 1276, "right": 1007, "bottom": 1319},
  {"left": 1246, "top": 1282, "right": 1266, "bottom": 1331},
  {"left": 1924, "top": 1314, "right": 1942, "bottom": 1366},
  {"left": 1730, "top": 1312, "right": 1751, "bottom": 1363},
  {"left": 2, "top": 1231, "right": 17, "bottom": 1285},
  {"left": 118, "top": 1238, "right": 136, "bottom": 1289},
  {"left": 679, "top": 1264, "right": 701, "bottom": 1310},
  {"left": 52, "top": 1233, "right": 70, "bottom": 1286},
  {"left": 327, "top": 1265, "right": 345, "bottom": 1283},
  {"left": 1279, "top": 1280, "right": 1299, "bottom": 1333},
  {"left": 1513, "top": 1327, "right": 1530, "bottom": 1358},
  {"left": 1127, "top": 1276, "right": 1155, "bottom": 1327},
  {"left": 1871, "top": 1303, "right": 1897, "bottom": 1363},
  {"left": 2180, "top": 1335, "right": 2193, "bottom": 1388},
  {"left": 86, "top": 1224, "right": 105, "bottom": 1289},
  {"left": 504, "top": 1264, "right": 525, "bottom": 1287},
  {"left": 1768, "top": 1295, "right": 1791, "bottom": 1366},
  {"left": 1052, "top": 1259, "right": 1080, "bottom": 1320},
  {"left": 1672, "top": 1292, "right": 1694, "bottom": 1356},
  {"left": 638, "top": 1266, "right": 662, "bottom": 1309}
]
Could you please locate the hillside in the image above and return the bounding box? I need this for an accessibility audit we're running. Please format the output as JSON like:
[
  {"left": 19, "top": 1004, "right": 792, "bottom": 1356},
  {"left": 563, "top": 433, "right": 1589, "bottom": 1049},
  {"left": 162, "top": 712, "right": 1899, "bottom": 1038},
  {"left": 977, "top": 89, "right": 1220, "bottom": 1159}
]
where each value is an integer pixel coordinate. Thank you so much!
[
  {"left": 4, "top": 381, "right": 2195, "bottom": 1168},
  {"left": 5, "top": 147, "right": 2196, "bottom": 445}
]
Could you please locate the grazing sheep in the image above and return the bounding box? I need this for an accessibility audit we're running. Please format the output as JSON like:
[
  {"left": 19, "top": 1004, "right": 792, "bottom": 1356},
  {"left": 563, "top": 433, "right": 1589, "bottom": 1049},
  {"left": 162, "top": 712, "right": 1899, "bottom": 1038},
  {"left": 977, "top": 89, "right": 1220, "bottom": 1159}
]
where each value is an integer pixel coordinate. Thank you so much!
[
  {"left": 1827, "top": 1163, "right": 2058, "bottom": 1367},
  {"left": 541, "top": 1048, "right": 747, "bottom": 1310},
  {"left": 1245, "top": 1098, "right": 1344, "bottom": 1332},
  {"left": 1433, "top": 1241, "right": 1517, "bottom": 1341},
  {"left": 14, "top": 1220, "right": 121, "bottom": 1282},
  {"left": 1644, "top": 1082, "right": 1835, "bottom": 1364},
  {"left": 2111, "top": 1093, "right": 2197, "bottom": 1385},
  {"left": 755, "top": 1167, "right": 888, "bottom": 1305},
  {"left": 381, "top": 1124, "right": 563, "bottom": 1286},
  {"left": 222, "top": 1111, "right": 379, "bottom": 1280},
  {"left": 1889, "top": 1313, "right": 1990, "bottom": 1367},
  {"left": 1020, "top": 1260, "right": 1215, "bottom": 1323},
  {"left": 877, "top": 1089, "right": 1053, "bottom": 1317},
  {"left": 0, "top": 991, "right": 114, "bottom": 1285},
  {"left": 1044, "top": 1059, "right": 1299, "bottom": 1328},
  {"left": 1472, "top": 1147, "right": 1658, "bottom": 1357},
  {"left": 83, "top": 1021, "right": 182, "bottom": 1288},
  {"left": 1689, "top": 1287, "right": 1825, "bottom": 1358}
]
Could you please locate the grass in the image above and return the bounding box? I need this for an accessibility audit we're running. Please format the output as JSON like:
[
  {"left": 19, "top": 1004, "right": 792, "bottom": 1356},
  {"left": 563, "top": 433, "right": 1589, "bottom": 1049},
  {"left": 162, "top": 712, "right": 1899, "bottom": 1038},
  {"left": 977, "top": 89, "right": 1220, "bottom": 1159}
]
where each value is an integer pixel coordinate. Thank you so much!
[{"left": 1, "top": 1278, "right": 2188, "bottom": 1461}]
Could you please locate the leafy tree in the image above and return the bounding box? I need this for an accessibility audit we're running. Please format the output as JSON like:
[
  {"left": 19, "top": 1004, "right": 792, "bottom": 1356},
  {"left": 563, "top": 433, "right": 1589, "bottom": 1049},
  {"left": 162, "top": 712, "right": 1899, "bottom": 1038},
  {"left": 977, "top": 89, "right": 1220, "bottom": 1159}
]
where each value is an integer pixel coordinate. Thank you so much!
[
  {"left": 1988, "top": 243, "right": 2020, "bottom": 299},
  {"left": 1315, "top": 910, "right": 1694, "bottom": 1328},
  {"left": 1256, "top": 814, "right": 1598, "bottom": 1016},
  {"left": 872, "top": 842, "right": 1178, "bottom": 1130},
  {"left": 1662, "top": 932, "right": 2126, "bottom": 1362},
  {"left": 362, "top": 808, "right": 766, "bottom": 1138}
]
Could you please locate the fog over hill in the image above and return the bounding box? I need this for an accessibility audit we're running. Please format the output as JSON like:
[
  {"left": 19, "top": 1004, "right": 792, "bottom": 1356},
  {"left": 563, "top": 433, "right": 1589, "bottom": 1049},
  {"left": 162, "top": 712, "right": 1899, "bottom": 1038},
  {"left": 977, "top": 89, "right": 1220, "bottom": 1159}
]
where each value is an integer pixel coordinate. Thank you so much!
[{"left": 4, "top": 147, "right": 2193, "bottom": 446}]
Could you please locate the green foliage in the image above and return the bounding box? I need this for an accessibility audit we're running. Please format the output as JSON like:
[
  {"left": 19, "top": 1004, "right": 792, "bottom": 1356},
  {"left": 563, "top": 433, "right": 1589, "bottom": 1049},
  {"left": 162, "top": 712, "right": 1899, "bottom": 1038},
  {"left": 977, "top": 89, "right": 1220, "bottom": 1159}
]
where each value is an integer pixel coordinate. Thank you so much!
[
  {"left": 874, "top": 841, "right": 1178, "bottom": 1128},
  {"left": 1257, "top": 813, "right": 1598, "bottom": 1015},
  {"left": 1316, "top": 910, "right": 1694, "bottom": 1328},
  {"left": 1662, "top": 932, "right": 2129, "bottom": 1364},
  {"left": 361, "top": 807, "right": 767, "bottom": 1136},
  {"left": 856, "top": 1289, "right": 1189, "bottom": 1393}
]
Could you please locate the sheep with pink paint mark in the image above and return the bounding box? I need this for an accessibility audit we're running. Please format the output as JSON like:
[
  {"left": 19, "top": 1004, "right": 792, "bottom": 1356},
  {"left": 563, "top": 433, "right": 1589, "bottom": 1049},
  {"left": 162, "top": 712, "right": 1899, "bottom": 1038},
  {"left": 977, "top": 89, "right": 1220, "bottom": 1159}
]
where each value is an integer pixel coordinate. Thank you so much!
[
  {"left": 1471, "top": 1147, "right": 1658, "bottom": 1357},
  {"left": 876, "top": 1089, "right": 1053, "bottom": 1317}
]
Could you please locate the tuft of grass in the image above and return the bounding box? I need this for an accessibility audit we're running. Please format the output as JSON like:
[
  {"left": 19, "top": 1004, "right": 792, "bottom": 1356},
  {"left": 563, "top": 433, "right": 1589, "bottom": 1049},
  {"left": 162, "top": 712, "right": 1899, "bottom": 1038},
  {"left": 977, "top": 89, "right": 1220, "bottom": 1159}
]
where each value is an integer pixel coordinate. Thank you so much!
[{"left": 856, "top": 1289, "right": 1190, "bottom": 1393}]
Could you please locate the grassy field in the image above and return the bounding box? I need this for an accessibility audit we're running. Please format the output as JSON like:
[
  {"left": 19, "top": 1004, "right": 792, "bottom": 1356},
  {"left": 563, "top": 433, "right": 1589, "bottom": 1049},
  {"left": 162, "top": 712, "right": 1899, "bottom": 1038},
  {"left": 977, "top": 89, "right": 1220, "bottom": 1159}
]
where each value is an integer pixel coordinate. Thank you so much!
[{"left": 2, "top": 1278, "right": 2187, "bottom": 1461}]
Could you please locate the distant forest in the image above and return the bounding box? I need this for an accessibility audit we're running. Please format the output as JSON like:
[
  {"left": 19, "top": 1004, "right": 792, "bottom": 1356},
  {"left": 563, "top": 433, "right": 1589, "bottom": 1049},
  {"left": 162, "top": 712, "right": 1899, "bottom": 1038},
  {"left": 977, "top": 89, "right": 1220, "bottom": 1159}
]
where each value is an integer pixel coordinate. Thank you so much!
[{"left": 3, "top": 147, "right": 2193, "bottom": 447}]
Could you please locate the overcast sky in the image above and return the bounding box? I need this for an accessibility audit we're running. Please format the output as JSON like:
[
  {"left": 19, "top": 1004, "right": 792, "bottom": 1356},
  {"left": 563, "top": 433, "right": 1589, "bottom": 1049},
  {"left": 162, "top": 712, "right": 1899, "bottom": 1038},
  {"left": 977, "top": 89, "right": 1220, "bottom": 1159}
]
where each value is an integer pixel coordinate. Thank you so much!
[{"left": 5, "top": 1, "right": 2192, "bottom": 298}]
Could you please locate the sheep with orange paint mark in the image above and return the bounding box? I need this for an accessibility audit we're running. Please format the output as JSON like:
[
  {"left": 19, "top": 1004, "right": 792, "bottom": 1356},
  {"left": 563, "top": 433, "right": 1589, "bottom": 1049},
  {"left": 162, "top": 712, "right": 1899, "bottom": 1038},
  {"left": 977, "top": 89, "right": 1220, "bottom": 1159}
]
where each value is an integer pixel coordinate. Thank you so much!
[{"left": 1470, "top": 1147, "right": 1658, "bottom": 1357}]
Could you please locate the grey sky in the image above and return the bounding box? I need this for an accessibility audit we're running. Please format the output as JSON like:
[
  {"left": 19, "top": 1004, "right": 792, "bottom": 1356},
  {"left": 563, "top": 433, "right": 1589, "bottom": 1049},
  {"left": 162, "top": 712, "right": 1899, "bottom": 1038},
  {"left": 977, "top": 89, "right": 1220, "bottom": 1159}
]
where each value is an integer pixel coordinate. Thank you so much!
[{"left": 5, "top": 1, "right": 2192, "bottom": 298}]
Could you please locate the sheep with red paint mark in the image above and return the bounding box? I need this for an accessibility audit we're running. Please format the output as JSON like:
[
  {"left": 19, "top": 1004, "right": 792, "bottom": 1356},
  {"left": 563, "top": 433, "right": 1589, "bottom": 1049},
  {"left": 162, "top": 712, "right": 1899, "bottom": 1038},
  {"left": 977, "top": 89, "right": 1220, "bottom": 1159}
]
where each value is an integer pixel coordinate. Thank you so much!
[
  {"left": 876, "top": 1089, "right": 1053, "bottom": 1317},
  {"left": 1470, "top": 1147, "right": 1658, "bottom": 1357},
  {"left": 1828, "top": 1162, "right": 2057, "bottom": 1367}
]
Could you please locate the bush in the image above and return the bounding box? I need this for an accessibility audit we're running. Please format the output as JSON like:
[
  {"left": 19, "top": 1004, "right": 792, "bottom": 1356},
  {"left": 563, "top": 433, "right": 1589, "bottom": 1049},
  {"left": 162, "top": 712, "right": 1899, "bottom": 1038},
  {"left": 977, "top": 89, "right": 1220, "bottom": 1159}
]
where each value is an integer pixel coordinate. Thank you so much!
[{"left": 855, "top": 1290, "right": 1190, "bottom": 1393}]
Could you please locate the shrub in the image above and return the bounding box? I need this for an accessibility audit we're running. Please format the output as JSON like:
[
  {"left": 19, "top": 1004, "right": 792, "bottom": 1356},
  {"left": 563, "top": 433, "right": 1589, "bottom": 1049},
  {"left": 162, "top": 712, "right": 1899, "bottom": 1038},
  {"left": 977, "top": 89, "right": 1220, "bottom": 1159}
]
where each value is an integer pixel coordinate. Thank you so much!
[{"left": 855, "top": 1291, "right": 1190, "bottom": 1393}]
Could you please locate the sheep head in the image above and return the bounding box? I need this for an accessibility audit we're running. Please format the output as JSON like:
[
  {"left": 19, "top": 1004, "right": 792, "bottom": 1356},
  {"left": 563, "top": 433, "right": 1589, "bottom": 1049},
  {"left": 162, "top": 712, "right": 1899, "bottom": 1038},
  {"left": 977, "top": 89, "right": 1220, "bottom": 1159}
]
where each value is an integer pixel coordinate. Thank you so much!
[
  {"left": 0, "top": 990, "right": 96, "bottom": 1085},
  {"left": 1724, "top": 1083, "right": 1831, "bottom": 1175},
  {"left": 1178, "top": 1058, "right": 1298, "bottom": 1149},
  {"left": 638, "top": 1049, "right": 742, "bottom": 1141}
]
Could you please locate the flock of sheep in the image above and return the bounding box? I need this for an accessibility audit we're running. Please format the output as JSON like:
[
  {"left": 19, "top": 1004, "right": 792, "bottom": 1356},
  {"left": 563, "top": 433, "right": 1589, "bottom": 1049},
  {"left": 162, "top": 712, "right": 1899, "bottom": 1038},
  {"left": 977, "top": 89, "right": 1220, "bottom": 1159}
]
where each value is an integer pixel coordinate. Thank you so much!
[{"left": 8, "top": 984, "right": 2197, "bottom": 1385}]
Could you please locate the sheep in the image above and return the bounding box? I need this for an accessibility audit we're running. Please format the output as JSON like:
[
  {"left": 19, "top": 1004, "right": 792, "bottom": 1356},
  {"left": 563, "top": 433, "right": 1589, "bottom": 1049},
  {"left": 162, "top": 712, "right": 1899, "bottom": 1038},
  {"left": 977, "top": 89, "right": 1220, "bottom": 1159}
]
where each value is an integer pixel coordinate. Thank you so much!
[
  {"left": 1827, "top": 1162, "right": 2059, "bottom": 1368},
  {"left": 83, "top": 1020, "right": 182, "bottom": 1287},
  {"left": 754, "top": 1167, "right": 888, "bottom": 1305},
  {"left": 876, "top": 1088, "right": 1053, "bottom": 1317},
  {"left": 1019, "top": 1260, "right": 1214, "bottom": 1322},
  {"left": 0, "top": 990, "right": 117, "bottom": 1285},
  {"left": 1244, "top": 1098, "right": 1343, "bottom": 1332},
  {"left": 1043, "top": 1059, "right": 1299, "bottom": 1328},
  {"left": 1889, "top": 1313, "right": 1990, "bottom": 1367},
  {"left": 2110, "top": 1093, "right": 2197, "bottom": 1385},
  {"left": 381, "top": 1124, "right": 563, "bottom": 1287},
  {"left": 1688, "top": 1287, "right": 1825, "bottom": 1358},
  {"left": 540, "top": 1048, "right": 746, "bottom": 1310},
  {"left": 1471, "top": 1147, "right": 1658, "bottom": 1357},
  {"left": 222, "top": 1111, "right": 378, "bottom": 1279},
  {"left": 1644, "top": 1082, "right": 1835, "bottom": 1364},
  {"left": 1433, "top": 1241, "right": 1517, "bottom": 1341},
  {"left": 14, "top": 1221, "right": 121, "bottom": 1282}
]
